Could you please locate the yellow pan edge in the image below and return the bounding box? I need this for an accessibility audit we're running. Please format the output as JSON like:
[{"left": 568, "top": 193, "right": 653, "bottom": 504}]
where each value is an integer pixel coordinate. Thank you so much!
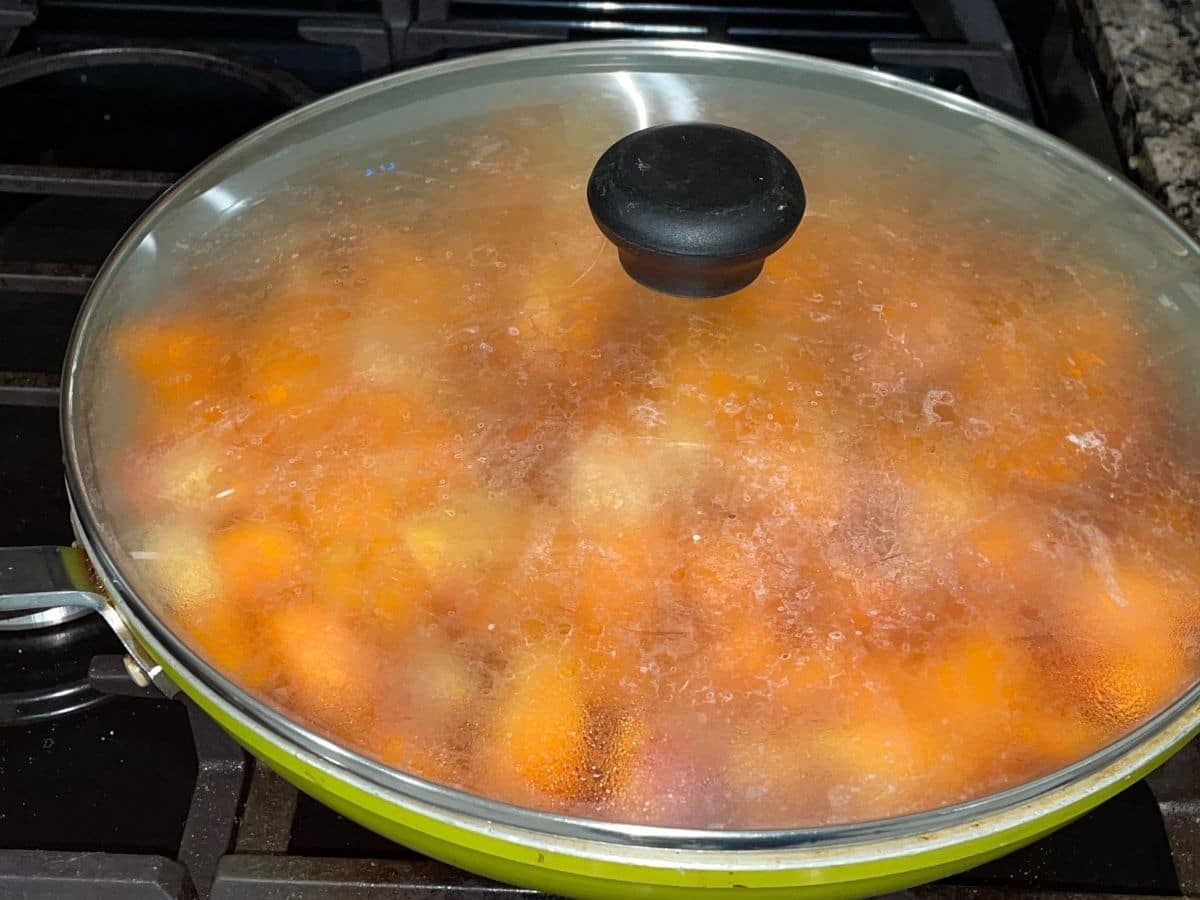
[
  {"left": 58, "top": 544, "right": 96, "bottom": 591},
  {"left": 148, "top": 644, "right": 1200, "bottom": 899}
]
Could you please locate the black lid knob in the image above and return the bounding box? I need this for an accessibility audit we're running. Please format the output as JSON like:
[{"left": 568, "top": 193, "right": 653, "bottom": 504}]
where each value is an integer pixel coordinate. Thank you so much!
[{"left": 587, "top": 123, "right": 805, "bottom": 298}]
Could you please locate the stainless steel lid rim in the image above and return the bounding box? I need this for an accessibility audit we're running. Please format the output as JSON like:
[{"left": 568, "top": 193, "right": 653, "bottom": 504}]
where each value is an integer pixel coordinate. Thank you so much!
[{"left": 59, "top": 38, "right": 1200, "bottom": 858}]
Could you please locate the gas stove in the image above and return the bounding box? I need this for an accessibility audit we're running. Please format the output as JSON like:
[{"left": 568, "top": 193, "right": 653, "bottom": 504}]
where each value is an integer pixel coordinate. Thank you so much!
[{"left": 0, "top": 2, "right": 1192, "bottom": 898}]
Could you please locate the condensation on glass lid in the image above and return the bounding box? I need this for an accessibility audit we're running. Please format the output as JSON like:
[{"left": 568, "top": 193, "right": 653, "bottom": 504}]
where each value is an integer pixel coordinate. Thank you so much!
[{"left": 83, "top": 100, "right": 1200, "bottom": 831}]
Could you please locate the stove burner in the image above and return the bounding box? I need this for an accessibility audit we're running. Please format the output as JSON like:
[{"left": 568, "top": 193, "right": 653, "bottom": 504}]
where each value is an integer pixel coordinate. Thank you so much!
[
  {"left": 0, "top": 40, "right": 320, "bottom": 334},
  {"left": 0, "top": 546, "right": 98, "bottom": 632},
  {"left": 0, "top": 676, "right": 104, "bottom": 724},
  {"left": 0, "top": 43, "right": 317, "bottom": 107},
  {"left": 0, "top": 612, "right": 113, "bottom": 725}
]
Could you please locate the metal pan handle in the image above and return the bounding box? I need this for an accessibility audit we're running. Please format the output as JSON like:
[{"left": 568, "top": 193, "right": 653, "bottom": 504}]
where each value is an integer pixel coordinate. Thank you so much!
[{"left": 0, "top": 546, "right": 178, "bottom": 696}]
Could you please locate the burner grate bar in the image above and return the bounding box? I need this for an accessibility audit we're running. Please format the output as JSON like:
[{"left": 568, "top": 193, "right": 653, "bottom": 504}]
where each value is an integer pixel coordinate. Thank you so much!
[
  {"left": 177, "top": 702, "right": 249, "bottom": 900},
  {"left": 0, "top": 373, "right": 61, "bottom": 407},
  {"left": 0, "top": 261, "right": 95, "bottom": 294},
  {"left": 869, "top": 40, "right": 1031, "bottom": 120},
  {"left": 0, "top": 384, "right": 59, "bottom": 407},
  {"left": 210, "top": 855, "right": 543, "bottom": 899},
  {"left": 1147, "top": 741, "right": 1200, "bottom": 895},
  {"left": 0, "top": 849, "right": 192, "bottom": 900},
  {"left": 234, "top": 762, "right": 299, "bottom": 856},
  {"left": 0, "top": 164, "right": 176, "bottom": 199},
  {"left": 0, "top": 46, "right": 318, "bottom": 107}
]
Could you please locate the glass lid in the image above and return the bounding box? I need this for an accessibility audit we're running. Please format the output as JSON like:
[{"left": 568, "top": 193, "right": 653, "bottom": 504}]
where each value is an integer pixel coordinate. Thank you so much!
[{"left": 67, "top": 41, "right": 1200, "bottom": 833}]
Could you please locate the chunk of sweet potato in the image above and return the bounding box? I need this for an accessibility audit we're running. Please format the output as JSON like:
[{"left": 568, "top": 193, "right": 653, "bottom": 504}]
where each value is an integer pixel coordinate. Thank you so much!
[
  {"left": 482, "top": 648, "right": 586, "bottom": 801},
  {"left": 211, "top": 520, "right": 305, "bottom": 600},
  {"left": 265, "top": 602, "right": 373, "bottom": 729}
]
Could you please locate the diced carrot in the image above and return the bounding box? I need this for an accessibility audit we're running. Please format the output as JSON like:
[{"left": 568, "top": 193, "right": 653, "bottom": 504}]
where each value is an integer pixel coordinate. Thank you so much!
[
  {"left": 1011, "top": 708, "right": 1102, "bottom": 765},
  {"left": 371, "top": 731, "right": 458, "bottom": 785},
  {"left": 113, "top": 317, "right": 224, "bottom": 382},
  {"left": 211, "top": 520, "right": 305, "bottom": 599},
  {"left": 113, "top": 316, "right": 236, "bottom": 432},
  {"left": 179, "top": 598, "right": 272, "bottom": 688},
  {"left": 483, "top": 648, "right": 586, "bottom": 801},
  {"left": 570, "top": 525, "right": 679, "bottom": 701},
  {"left": 265, "top": 602, "right": 372, "bottom": 729},
  {"left": 248, "top": 343, "right": 322, "bottom": 406},
  {"left": 895, "top": 633, "right": 1031, "bottom": 749},
  {"left": 932, "top": 635, "right": 1022, "bottom": 711},
  {"left": 995, "top": 426, "right": 1086, "bottom": 484},
  {"left": 1066, "top": 560, "right": 1192, "bottom": 728}
]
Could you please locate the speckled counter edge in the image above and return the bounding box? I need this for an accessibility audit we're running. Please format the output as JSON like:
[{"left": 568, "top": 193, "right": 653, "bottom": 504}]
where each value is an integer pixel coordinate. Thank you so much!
[{"left": 1075, "top": 0, "right": 1200, "bottom": 237}]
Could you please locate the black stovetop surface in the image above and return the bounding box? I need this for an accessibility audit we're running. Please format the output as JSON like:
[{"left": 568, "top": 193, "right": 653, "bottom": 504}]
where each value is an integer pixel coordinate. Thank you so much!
[{"left": 1, "top": 2, "right": 1189, "bottom": 898}]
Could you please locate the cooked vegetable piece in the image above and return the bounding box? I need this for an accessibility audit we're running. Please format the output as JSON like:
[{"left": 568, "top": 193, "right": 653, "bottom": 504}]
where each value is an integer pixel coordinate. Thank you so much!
[
  {"left": 483, "top": 648, "right": 587, "bottom": 801},
  {"left": 266, "top": 602, "right": 374, "bottom": 729},
  {"left": 211, "top": 520, "right": 305, "bottom": 599}
]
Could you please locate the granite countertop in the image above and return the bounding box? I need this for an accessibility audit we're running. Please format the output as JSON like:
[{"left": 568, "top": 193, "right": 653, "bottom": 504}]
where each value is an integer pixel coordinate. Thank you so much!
[{"left": 1077, "top": 0, "right": 1200, "bottom": 236}]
